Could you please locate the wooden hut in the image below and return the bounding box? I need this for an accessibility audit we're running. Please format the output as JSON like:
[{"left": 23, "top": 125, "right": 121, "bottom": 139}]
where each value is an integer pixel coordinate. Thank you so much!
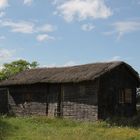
[{"left": 0, "top": 61, "right": 139, "bottom": 121}]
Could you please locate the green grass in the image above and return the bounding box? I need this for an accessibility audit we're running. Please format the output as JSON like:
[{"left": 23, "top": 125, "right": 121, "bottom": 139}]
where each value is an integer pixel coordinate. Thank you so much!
[{"left": 0, "top": 116, "right": 140, "bottom": 140}]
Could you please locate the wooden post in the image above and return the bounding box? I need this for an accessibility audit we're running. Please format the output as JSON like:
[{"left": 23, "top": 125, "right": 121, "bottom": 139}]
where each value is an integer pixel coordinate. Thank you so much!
[
  {"left": 46, "top": 84, "right": 49, "bottom": 116},
  {"left": 97, "top": 78, "right": 101, "bottom": 120},
  {"left": 57, "top": 84, "right": 63, "bottom": 117}
]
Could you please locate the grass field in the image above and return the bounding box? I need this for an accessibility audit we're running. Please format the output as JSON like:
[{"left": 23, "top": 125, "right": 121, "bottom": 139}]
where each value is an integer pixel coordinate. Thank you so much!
[{"left": 0, "top": 116, "right": 140, "bottom": 140}]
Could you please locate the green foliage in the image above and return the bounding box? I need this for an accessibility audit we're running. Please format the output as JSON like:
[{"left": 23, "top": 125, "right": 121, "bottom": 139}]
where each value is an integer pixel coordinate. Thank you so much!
[
  {"left": 0, "top": 117, "right": 140, "bottom": 140},
  {"left": 0, "top": 59, "right": 39, "bottom": 81}
]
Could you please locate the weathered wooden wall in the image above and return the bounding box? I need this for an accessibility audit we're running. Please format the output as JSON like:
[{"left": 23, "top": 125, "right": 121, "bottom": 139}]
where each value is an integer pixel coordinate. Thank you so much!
[
  {"left": 62, "top": 81, "right": 98, "bottom": 121},
  {"left": 6, "top": 81, "right": 98, "bottom": 121},
  {"left": 98, "top": 65, "right": 138, "bottom": 119},
  {"left": 8, "top": 84, "right": 47, "bottom": 116}
]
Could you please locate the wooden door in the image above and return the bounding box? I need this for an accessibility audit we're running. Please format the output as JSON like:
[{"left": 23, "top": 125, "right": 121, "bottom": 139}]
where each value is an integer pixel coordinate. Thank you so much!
[{"left": 47, "top": 84, "right": 63, "bottom": 117}]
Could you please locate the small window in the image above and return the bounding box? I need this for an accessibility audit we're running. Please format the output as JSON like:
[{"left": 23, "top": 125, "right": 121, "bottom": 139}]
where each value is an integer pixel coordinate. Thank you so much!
[
  {"left": 119, "top": 89, "right": 132, "bottom": 104},
  {"left": 125, "top": 89, "right": 132, "bottom": 103}
]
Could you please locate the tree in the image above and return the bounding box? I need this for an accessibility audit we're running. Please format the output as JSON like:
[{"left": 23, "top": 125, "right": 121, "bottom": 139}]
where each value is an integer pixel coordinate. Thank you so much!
[{"left": 0, "top": 59, "right": 39, "bottom": 81}]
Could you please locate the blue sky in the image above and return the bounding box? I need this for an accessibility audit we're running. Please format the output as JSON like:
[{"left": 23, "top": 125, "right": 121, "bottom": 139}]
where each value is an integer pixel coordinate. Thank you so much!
[{"left": 0, "top": 0, "right": 140, "bottom": 73}]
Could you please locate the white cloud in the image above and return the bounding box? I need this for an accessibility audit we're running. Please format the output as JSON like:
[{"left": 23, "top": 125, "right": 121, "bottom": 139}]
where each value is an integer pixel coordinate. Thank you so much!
[
  {"left": 36, "top": 34, "right": 55, "bottom": 42},
  {"left": 0, "top": 19, "right": 55, "bottom": 33},
  {"left": 23, "top": 0, "right": 33, "bottom": 6},
  {"left": 104, "top": 21, "right": 140, "bottom": 39},
  {"left": 55, "top": 0, "right": 112, "bottom": 22},
  {"left": 42, "top": 61, "right": 77, "bottom": 68},
  {"left": 0, "top": 11, "right": 5, "bottom": 17},
  {"left": 0, "top": 19, "right": 56, "bottom": 42},
  {"left": 42, "top": 63, "right": 57, "bottom": 68},
  {"left": 110, "top": 56, "right": 122, "bottom": 61},
  {"left": 106, "top": 56, "right": 132, "bottom": 62},
  {"left": 0, "top": 0, "right": 8, "bottom": 9},
  {"left": 113, "top": 21, "right": 140, "bottom": 38},
  {"left": 0, "top": 48, "right": 24, "bottom": 67},
  {"left": 63, "top": 61, "right": 77, "bottom": 66},
  {"left": 0, "top": 48, "right": 16, "bottom": 64},
  {"left": 0, "top": 48, "right": 13, "bottom": 58},
  {"left": 52, "top": 0, "right": 65, "bottom": 5},
  {"left": 36, "top": 24, "right": 55, "bottom": 33},
  {"left": 81, "top": 23, "right": 95, "bottom": 31},
  {"left": 0, "top": 20, "right": 34, "bottom": 34}
]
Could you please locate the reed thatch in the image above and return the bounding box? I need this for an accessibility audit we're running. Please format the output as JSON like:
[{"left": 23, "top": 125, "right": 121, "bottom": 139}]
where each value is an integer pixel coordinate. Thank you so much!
[{"left": 0, "top": 61, "right": 139, "bottom": 86}]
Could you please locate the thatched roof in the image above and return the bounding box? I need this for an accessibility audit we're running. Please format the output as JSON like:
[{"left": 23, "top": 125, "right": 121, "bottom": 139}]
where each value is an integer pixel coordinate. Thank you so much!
[{"left": 0, "top": 61, "right": 139, "bottom": 86}]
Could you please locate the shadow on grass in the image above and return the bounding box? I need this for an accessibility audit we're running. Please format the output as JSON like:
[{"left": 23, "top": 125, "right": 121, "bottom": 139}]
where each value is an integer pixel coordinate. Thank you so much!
[
  {"left": 0, "top": 117, "right": 15, "bottom": 140},
  {"left": 106, "top": 111, "right": 140, "bottom": 128}
]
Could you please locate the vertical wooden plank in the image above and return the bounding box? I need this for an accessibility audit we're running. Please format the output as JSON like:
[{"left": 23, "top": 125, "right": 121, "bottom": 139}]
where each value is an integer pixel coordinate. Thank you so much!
[
  {"left": 46, "top": 84, "right": 49, "bottom": 116},
  {"left": 57, "top": 84, "right": 63, "bottom": 117},
  {"left": 0, "top": 88, "right": 9, "bottom": 114},
  {"left": 60, "top": 84, "right": 64, "bottom": 117}
]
